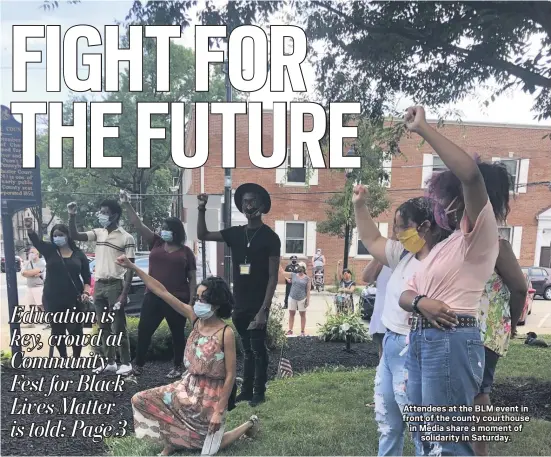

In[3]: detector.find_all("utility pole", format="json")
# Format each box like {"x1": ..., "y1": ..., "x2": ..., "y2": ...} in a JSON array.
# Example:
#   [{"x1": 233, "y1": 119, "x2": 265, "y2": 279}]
[{"x1": 223, "y1": 55, "x2": 233, "y2": 284}]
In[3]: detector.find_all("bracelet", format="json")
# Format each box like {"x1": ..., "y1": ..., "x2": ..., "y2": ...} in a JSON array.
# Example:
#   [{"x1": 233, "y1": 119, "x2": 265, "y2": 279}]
[{"x1": 412, "y1": 295, "x2": 426, "y2": 314}]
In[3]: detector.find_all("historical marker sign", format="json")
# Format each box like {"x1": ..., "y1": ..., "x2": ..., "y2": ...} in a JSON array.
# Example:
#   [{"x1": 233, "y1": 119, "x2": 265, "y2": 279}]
[{"x1": 1, "y1": 105, "x2": 41, "y2": 212}]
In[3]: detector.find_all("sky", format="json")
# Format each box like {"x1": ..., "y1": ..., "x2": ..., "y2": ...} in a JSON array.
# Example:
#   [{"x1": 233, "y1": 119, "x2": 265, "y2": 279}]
[{"x1": 1, "y1": 0, "x2": 550, "y2": 126}]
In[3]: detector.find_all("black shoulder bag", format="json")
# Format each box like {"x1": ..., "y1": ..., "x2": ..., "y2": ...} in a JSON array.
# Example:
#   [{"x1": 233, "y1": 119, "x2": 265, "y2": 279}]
[{"x1": 56, "y1": 250, "x2": 90, "y2": 313}]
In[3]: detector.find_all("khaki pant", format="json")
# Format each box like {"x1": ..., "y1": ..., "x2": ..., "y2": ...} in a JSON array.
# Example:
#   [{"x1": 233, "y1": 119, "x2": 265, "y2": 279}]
[{"x1": 94, "y1": 279, "x2": 131, "y2": 365}]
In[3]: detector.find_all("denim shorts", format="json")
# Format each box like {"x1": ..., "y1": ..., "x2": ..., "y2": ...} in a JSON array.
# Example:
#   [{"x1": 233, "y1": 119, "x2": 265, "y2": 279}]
[{"x1": 480, "y1": 347, "x2": 500, "y2": 394}]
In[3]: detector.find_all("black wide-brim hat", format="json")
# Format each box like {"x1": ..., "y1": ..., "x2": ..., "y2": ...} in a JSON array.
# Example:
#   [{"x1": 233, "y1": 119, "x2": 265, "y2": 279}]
[{"x1": 234, "y1": 183, "x2": 271, "y2": 214}]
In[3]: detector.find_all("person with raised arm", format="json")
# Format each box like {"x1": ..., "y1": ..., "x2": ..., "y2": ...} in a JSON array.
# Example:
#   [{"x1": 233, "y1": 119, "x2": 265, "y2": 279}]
[
  {"x1": 116, "y1": 255, "x2": 260, "y2": 456},
  {"x1": 197, "y1": 183, "x2": 280, "y2": 407},
  {"x1": 354, "y1": 188, "x2": 449, "y2": 456},
  {"x1": 120, "y1": 192, "x2": 196, "y2": 378},
  {"x1": 25, "y1": 218, "x2": 91, "y2": 359},
  {"x1": 68, "y1": 199, "x2": 135, "y2": 375},
  {"x1": 279, "y1": 261, "x2": 310, "y2": 336},
  {"x1": 397, "y1": 106, "x2": 502, "y2": 456}
]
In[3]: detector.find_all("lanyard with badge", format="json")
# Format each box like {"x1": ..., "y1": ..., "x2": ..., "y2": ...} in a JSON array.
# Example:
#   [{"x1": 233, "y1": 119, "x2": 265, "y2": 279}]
[{"x1": 240, "y1": 226, "x2": 263, "y2": 275}]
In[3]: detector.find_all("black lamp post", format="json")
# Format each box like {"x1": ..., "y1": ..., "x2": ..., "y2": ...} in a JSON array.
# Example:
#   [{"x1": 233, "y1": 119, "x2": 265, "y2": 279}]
[{"x1": 343, "y1": 146, "x2": 356, "y2": 269}]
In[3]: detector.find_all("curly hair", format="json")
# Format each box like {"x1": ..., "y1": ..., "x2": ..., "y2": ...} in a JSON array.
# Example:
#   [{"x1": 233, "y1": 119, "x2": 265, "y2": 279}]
[
  {"x1": 426, "y1": 161, "x2": 512, "y2": 223},
  {"x1": 396, "y1": 197, "x2": 451, "y2": 245},
  {"x1": 99, "y1": 199, "x2": 122, "y2": 220},
  {"x1": 163, "y1": 217, "x2": 187, "y2": 245},
  {"x1": 199, "y1": 276, "x2": 234, "y2": 319}
]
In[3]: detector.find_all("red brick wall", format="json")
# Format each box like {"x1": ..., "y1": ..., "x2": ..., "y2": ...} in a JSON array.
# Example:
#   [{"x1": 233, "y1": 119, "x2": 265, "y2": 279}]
[{"x1": 187, "y1": 111, "x2": 551, "y2": 284}]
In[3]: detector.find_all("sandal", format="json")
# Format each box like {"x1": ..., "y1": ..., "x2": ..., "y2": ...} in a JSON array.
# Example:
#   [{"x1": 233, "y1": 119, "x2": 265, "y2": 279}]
[
  {"x1": 286, "y1": 330, "x2": 293, "y2": 336},
  {"x1": 245, "y1": 415, "x2": 260, "y2": 438}
]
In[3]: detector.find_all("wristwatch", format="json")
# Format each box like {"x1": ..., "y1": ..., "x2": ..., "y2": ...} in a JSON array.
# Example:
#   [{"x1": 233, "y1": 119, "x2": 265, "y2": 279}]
[{"x1": 412, "y1": 295, "x2": 426, "y2": 314}]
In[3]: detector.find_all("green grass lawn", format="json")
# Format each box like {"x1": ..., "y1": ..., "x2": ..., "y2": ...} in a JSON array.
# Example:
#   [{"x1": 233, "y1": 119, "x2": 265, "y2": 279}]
[{"x1": 107, "y1": 339, "x2": 551, "y2": 456}]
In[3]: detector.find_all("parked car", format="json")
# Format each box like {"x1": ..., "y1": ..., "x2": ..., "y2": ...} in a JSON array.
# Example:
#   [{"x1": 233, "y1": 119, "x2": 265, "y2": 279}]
[
  {"x1": 518, "y1": 274, "x2": 535, "y2": 326},
  {"x1": 88, "y1": 257, "x2": 148, "y2": 317},
  {"x1": 521, "y1": 267, "x2": 551, "y2": 300},
  {"x1": 1, "y1": 255, "x2": 22, "y2": 273}
]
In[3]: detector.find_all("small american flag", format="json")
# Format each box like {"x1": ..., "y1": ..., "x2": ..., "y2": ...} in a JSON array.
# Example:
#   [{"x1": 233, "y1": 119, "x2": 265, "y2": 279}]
[{"x1": 278, "y1": 357, "x2": 293, "y2": 378}]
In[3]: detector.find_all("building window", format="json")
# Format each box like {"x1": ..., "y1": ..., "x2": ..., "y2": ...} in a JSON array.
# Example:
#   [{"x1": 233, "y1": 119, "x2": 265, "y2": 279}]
[
  {"x1": 357, "y1": 239, "x2": 370, "y2": 256},
  {"x1": 498, "y1": 227, "x2": 512, "y2": 243},
  {"x1": 285, "y1": 222, "x2": 305, "y2": 255},
  {"x1": 501, "y1": 159, "x2": 519, "y2": 192},
  {"x1": 286, "y1": 147, "x2": 309, "y2": 184},
  {"x1": 432, "y1": 155, "x2": 448, "y2": 173}
]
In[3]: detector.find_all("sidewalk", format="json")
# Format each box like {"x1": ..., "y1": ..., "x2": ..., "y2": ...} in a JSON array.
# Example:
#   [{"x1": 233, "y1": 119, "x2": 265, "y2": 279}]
[{"x1": 0, "y1": 286, "x2": 342, "y2": 356}]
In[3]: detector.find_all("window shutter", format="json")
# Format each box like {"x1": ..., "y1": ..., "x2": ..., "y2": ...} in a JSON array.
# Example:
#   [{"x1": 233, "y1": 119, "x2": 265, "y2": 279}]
[
  {"x1": 309, "y1": 169, "x2": 319, "y2": 186},
  {"x1": 512, "y1": 226, "x2": 523, "y2": 259},
  {"x1": 306, "y1": 221, "x2": 317, "y2": 256},
  {"x1": 275, "y1": 148, "x2": 289, "y2": 184},
  {"x1": 350, "y1": 228, "x2": 358, "y2": 257},
  {"x1": 379, "y1": 222, "x2": 389, "y2": 238},
  {"x1": 517, "y1": 159, "x2": 529, "y2": 194},
  {"x1": 421, "y1": 154, "x2": 433, "y2": 189},
  {"x1": 382, "y1": 157, "x2": 392, "y2": 188},
  {"x1": 275, "y1": 221, "x2": 285, "y2": 254}
]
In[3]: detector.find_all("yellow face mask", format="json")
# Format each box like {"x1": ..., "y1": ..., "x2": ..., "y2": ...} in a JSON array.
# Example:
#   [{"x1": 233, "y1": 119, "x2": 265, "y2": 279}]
[{"x1": 397, "y1": 228, "x2": 426, "y2": 254}]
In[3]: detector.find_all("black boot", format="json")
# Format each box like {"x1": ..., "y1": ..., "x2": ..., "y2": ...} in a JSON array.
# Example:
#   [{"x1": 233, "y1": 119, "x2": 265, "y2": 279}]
[
  {"x1": 249, "y1": 393, "x2": 265, "y2": 407},
  {"x1": 235, "y1": 390, "x2": 254, "y2": 403}
]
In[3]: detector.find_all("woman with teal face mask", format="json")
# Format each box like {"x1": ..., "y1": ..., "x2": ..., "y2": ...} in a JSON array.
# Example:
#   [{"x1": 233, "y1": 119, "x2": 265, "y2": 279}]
[
  {"x1": 354, "y1": 188, "x2": 451, "y2": 456},
  {"x1": 24, "y1": 221, "x2": 92, "y2": 360},
  {"x1": 121, "y1": 193, "x2": 198, "y2": 380},
  {"x1": 116, "y1": 256, "x2": 260, "y2": 457}
]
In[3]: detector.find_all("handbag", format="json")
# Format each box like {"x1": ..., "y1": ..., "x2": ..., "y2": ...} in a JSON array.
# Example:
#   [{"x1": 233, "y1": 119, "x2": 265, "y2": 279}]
[{"x1": 56, "y1": 250, "x2": 91, "y2": 313}]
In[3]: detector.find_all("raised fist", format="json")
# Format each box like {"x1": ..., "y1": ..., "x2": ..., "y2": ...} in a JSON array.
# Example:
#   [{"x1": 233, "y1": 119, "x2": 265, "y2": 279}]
[
  {"x1": 352, "y1": 184, "x2": 369, "y2": 207},
  {"x1": 197, "y1": 193, "x2": 208, "y2": 209},
  {"x1": 24, "y1": 217, "x2": 33, "y2": 230},
  {"x1": 404, "y1": 106, "x2": 427, "y2": 133},
  {"x1": 119, "y1": 190, "x2": 130, "y2": 204},
  {"x1": 67, "y1": 202, "x2": 77, "y2": 215}
]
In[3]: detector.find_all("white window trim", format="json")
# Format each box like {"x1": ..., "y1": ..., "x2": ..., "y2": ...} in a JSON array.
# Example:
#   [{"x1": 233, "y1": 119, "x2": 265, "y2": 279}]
[
  {"x1": 492, "y1": 156, "x2": 529, "y2": 194},
  {"x1": 498, "y1": 226, "x2": 512, "y2": 243},
  {"x1": 283, "y1": 221, "x2": 307, "y2": 257},
  {"x1": 276, "y1": 147, "x2": 319, "y2": 187},
  {"x1": 351, "y1": 222, "x2": 389, "y2": 259}
]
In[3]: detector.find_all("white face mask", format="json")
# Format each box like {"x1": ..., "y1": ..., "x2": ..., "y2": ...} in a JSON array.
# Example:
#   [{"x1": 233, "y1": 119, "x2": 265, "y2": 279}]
[
  {"x1": 193, "y1": 302, "x2": 214, "y2": 320},
  {"x1": 97, "y1": 214, "x2": 111, "y2": 228}
]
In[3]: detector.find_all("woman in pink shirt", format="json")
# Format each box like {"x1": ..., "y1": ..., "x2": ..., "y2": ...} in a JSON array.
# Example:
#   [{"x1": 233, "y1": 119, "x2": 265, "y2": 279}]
[{"x1": 398, "y1": 106, "x2": 506, "y2": 457}]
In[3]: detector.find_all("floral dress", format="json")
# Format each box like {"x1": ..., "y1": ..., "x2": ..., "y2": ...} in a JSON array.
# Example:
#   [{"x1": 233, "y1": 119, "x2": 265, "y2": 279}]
[
  {"x1": 478, "y1": 272, "x2": 512, "y2": 357},
  {"x1": 132, "y1": 324, "x2": 228, "y2": 449}
]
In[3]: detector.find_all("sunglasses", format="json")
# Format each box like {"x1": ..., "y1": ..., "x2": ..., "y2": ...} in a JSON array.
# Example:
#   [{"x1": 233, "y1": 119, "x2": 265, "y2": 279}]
[{"x1": 192, "y1": 295, "x2": 206, "y2": 303}]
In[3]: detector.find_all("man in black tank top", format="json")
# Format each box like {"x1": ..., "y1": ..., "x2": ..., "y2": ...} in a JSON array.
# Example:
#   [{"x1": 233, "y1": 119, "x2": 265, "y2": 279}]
[{"x1": 197, "y1": 183, "x2": 281, "y2": 407}]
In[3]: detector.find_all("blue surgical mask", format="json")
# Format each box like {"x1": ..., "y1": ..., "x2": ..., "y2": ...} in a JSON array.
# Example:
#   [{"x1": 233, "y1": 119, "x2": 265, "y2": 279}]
[
  {"x1": 53, "y1": 236, "x2": 67, "y2": 247},
  {"x1": 193, "y1": 302, "x2": 214, "y2": 320},
  {"x1": 160, "y1": 230, "x2": 173, "y2": 242},
  {"x1": 97, "y1": 214, "x2": 111, "y2": 228}
]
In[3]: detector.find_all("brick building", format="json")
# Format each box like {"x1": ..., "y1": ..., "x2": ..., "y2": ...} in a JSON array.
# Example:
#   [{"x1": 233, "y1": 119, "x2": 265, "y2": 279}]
[{"x1": 183, "y1": 109, "x2": 551, "y2": 284}]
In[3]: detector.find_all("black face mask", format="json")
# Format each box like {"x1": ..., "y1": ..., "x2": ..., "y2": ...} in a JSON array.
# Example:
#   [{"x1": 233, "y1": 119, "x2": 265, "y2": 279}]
[{"x1": 291, "y1": 260, "x2": 297, "y2": 264}]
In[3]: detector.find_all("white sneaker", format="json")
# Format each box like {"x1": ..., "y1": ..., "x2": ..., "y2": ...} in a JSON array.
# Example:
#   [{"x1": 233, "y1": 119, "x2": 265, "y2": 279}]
[
  {"x1": 116, "y1": 363, "x2": 132, "y2": 375},
  {"x1": 93, "y1": 362, "x2": 117, "y2": 375}
]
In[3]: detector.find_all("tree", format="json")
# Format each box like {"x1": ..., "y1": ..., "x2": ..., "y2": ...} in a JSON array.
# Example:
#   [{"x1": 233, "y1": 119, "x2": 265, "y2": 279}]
[
  {"x1": 195, "y1": 1, "x2": 551, "y2": 121},
  {"x1": 39, "y1": 42, "x2": 230, "y2": 247},
  {"x1": 317, "y1": 119, "x2": 404, "y2": 267}
]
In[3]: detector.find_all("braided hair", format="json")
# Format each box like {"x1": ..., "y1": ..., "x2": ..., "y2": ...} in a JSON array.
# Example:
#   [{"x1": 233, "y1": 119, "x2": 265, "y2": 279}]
[
  {"x1": 396, "y1": 197, "x2": 451, "y2": 245},
  {"x1": 199, "y1": 276, "x2": 234, "y2": 319}
]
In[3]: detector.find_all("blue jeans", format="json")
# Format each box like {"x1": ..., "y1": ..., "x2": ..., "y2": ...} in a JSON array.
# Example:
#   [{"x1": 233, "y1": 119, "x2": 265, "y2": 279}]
[
  {"x1": 405, "y1": 323, "x2": 484, "y2": 456},
  {"x1": 375, "y1": 331, "x2": 413, "y2": 456}
]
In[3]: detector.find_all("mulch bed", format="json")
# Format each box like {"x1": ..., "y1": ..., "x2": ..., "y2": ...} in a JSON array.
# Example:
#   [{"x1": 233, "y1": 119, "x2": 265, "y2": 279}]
[
  {"x1": 491, "y1": 378, "x2": 551, "y2": 421},
  {"x1": 2, "y1": 337, "x2": 549, "y2": 456}
]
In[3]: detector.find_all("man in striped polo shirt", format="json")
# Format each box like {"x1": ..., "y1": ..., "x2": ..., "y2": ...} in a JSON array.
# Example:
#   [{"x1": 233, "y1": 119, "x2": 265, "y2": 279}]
[{"x1": 69, "y1": 199, "x2": 135, "y2": 375}]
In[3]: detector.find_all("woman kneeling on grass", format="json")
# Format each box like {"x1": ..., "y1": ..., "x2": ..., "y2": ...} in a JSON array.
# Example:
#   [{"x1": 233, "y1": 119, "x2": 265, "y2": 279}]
[{"x1": 115, "y1": 255, "x2": 260, "y2": 456}]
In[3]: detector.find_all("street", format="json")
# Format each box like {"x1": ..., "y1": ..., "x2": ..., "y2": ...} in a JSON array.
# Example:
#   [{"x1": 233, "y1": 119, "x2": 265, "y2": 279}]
[{"x1": 2, "y1": 272, "x2": 551, "y2": 354}]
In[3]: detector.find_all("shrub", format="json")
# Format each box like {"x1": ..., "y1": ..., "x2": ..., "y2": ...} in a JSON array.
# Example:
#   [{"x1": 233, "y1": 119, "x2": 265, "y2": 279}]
[
  {"x1": 92, "y1": 317, "x2": 176, "y2": 361},
  {"x1": 266, "y1": 300, "x2": 287, "y2": 350},
  {"x1": 0, "y1": 349, "x2": 12, "y2": 368},
  {"x1": 317, "y1": 309, "x2": 371, "y2": 343}
]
